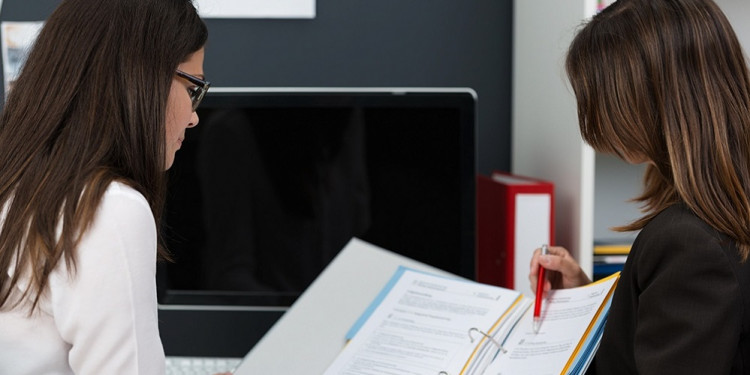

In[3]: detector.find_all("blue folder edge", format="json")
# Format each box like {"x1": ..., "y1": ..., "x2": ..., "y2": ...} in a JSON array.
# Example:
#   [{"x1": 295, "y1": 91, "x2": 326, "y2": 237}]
[
  {"x1": 567, "y1": 295, "x2": 613, "y2": 375},
  {"x1": 344, "y1": 266, "x2": 408, "y2": 340}
]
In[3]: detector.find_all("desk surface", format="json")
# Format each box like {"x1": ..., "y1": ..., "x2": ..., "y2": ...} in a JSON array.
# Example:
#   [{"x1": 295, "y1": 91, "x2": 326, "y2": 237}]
[{"x1": 233, "y1": 238, "x2": 451, "y2": 374}]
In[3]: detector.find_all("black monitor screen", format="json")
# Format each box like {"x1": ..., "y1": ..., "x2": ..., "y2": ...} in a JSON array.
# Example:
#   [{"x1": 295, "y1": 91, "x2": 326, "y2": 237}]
[{"x1": 159, "y1": 88, "x2": 476, "y2": 307}]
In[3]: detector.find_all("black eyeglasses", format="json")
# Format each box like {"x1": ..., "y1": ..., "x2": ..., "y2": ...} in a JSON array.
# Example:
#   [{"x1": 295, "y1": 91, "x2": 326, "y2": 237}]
[{"x1": 175, "y1": 69, "x2": 210, "y2": 111}]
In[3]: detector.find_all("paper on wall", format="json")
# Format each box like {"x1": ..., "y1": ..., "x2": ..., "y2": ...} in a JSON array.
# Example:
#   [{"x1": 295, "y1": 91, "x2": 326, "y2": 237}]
[
  {"x1": 194, "y1": 0, "x2": 315, "y2": 19},
  {"x1": 1, "y1": 21, "x2": 44, "y2": 95}
]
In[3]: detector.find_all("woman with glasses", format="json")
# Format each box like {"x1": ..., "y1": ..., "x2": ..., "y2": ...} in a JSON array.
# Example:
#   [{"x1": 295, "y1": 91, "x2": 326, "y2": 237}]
[
  {"x1": 529, "y1": 0, "x2": 750, "y2": 374},
  {"x1": 0, "y1": 0, "x2": 210, "y2": 373}
]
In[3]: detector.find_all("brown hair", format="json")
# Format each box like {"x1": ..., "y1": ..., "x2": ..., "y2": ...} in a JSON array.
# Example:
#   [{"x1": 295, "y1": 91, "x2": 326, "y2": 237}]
[
  {"x1": 566, "y1": 0, "x2": 750, "y2": 259},
  {"x1": 0, "y1": 0, "x2": 208, "y2": 310}
]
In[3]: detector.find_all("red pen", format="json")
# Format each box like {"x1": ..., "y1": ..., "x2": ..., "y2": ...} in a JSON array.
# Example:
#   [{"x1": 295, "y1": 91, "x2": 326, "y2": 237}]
[{"x1": 533, "y1": 244, "x2": 549, "y2": 333}]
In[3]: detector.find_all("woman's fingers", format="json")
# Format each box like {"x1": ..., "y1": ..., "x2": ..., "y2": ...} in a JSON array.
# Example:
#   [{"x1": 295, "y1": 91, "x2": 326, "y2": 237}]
[{"x1": 529, "y1": 246, "x2": 591, "y2": 291}]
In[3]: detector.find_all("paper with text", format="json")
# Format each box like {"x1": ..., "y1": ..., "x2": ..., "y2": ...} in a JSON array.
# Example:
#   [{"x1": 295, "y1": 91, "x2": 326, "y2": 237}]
[
  {"x1": 485, "y1": 274, "x2": 618, "y2": 375},
  {"x1": 323, "y1": 269, "x2": 527, "y2": 375}
]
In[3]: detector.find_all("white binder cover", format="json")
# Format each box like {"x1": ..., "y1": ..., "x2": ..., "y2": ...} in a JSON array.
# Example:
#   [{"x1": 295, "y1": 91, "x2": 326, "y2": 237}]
[{"x1": 233, "y1": 237, "x2": 451, "y2": 374}]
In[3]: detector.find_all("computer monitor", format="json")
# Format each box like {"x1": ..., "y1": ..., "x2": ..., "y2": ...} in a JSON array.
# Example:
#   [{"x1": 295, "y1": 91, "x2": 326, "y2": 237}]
[{"x1": 157, "y1": 88, "x2": 477, "y2": 356}]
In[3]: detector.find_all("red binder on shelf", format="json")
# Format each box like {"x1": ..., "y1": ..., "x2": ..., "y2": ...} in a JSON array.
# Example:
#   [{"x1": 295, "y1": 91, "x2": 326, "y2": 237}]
[{"x1": 477, "y1": 171, "x2": 554, "y2": 296}]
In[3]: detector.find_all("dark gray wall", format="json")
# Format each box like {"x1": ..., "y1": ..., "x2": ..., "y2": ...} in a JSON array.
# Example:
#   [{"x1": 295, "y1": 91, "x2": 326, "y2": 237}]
[{"x1": 1, "y1": 0, "x2": 513, "y2": 174}]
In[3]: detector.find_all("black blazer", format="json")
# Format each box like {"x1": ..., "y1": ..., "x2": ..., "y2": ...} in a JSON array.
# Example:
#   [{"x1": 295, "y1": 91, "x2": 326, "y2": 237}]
[{"x1": 589, "y1": 203, "x2": 750, "y2": 374}]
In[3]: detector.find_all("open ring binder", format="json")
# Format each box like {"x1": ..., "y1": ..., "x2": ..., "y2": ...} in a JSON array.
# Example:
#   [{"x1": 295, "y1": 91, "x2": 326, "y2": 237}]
[{"x1": 322, "y1": 267, "x2": 620, "y2": 375}]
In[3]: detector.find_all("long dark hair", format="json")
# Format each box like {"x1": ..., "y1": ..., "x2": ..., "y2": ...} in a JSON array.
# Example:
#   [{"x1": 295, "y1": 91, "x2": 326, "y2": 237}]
[
  {"x1": 0, "y1": 0, "x2": 208, "y2": 310},
  {"x1": 566, "y1": 0, "x2": 750, "y2": 259}
]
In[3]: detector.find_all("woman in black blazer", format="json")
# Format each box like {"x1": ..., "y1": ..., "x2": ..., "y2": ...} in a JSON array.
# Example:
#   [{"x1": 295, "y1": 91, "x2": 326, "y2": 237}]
[{"x1": 529, "y1": 0, "x2": 750, "y2": 373}]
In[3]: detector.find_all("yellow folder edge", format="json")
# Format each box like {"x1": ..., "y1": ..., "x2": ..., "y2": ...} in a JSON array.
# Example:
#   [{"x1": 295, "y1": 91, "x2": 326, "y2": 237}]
[
  {"x1": 593, "y1": 245, "x2": 631, "y2": 255},
  {"x1": 459, "y1": 294, "x2": 527, "y2": 375},
  {"x1": 559, "y1": 271, "x2": 621, "y2": 374}
]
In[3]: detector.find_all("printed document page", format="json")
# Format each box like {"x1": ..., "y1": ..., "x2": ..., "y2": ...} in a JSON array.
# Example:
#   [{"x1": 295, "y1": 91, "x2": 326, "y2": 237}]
[
  {"x1": 485, "y1": 275, "x2": 618, "y2": 375},
  {"x1": 323, "y1": 269, "x2": 525, "y2": 375}
]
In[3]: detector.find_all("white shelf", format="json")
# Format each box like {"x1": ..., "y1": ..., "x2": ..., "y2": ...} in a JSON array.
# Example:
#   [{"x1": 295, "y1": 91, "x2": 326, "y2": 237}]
[
  {"x1": 512, "y1": 0, "x2": 596, "y2": 276},
  {"x1": 593, "y1": 154, "x2": 642, "y2": 244}
]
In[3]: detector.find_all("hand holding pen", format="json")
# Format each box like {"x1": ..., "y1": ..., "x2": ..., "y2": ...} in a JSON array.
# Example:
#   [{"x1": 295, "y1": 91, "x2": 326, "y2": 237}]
[{"x1": 529, "y1": 245, "x2": 592, "y2": 333}]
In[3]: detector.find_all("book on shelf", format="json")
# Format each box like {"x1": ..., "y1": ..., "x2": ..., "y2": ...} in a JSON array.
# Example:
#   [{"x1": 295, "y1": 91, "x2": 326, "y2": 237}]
[
  {"x1": 323, "y1": 266, "x2": 620, "y2": 375},
  {"x1": 593, "y1": 254, "x2": 628, "y2": 264},
  {"x1": 593, "y1": 242, "x2": 631, "y2": 255},
  {"x1": 593, "y1": 263, "x2": 625, "y2": 280},
  {"x1": 593, "y1": 241, "x2": 631, "y2": 280},
  {"x1": 477, "y1": 170, "x2": 554, "y2": 296}
]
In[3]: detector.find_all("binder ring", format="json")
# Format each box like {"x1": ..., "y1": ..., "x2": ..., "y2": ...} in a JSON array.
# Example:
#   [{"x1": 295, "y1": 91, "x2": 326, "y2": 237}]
[
  {"x1": 437, "y1": 329, "x2": 508, "y2": 374},
  {"x1": 468, "y1": 327, "x2": 508, "y2": 354}
]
